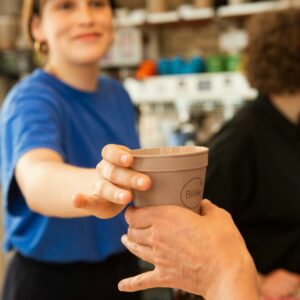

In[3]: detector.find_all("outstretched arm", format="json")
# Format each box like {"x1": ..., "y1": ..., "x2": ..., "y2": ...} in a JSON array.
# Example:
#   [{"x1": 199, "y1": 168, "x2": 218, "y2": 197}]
[{"x1": 16, "y1": 144, "x2": 151, "y2": 218}]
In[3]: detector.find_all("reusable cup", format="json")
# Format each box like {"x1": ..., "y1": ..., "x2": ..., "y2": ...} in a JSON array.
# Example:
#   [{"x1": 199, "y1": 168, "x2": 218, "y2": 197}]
[{"x1": 131, "y1": 146, "x2": 209, "y2": 213}]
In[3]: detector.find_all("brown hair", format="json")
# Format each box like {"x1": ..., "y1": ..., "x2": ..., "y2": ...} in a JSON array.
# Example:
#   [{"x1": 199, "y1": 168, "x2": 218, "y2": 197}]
[
  {"x1": 245, "y1": 9, "x2": 300, "y2": 95},
  {"x1": 22, "y1": 0, "x2": 46, "y2": 46}
]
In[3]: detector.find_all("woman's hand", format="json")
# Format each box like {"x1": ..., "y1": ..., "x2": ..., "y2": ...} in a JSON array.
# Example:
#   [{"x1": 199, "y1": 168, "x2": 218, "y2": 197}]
[{"x1": 72, "y1": 144, "x2": 151, "y2": 219}]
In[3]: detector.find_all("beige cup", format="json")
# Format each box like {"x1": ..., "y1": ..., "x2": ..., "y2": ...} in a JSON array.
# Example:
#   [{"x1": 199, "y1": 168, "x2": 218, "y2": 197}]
[{"x1": 131, "y1": 146, "x2": 209, "y2": 213}]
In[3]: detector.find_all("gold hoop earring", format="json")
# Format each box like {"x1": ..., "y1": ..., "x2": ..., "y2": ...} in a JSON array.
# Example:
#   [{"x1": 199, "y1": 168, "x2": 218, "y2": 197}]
[{"x1": 34, "y1": 41, "x2": 48, "y2": 54}]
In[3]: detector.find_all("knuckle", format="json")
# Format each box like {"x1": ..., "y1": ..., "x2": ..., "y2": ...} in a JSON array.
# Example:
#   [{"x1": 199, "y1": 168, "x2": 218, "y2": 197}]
[
  {"x1": 155, "y1": 238, "x2": 164, "y2": 250},
  {"x1": 101, "y1": 144, "x2": 110, "y2": 158},
  {"x1": 96, "y1": 179, "x2": 107, "y2": 197},
  {"x1": 124, "y1": 209, "x2": 134, "y2": 225},
  {"x1": 135, "y1": 277, "x2": 144, "y2": 288},
  {"x1": 113, "y1": 188, "x2": 121, "y2": 201},
  {"x1": 149, "y1": 226, "x2": 161, "y2": 243},
  {"x1": 109, "y1": 166, "x2": 118, "y2": 182},
  {"x1": 103, "y1": 163, "x2": 117, "y2": 181},
  {"x1": 157, "y1": 271, "x2": 171, "y2": 284},
  {"x1": 132, "y1": 242, "x2": 140, "y2": 254},
  {"x1": 153, "y1": 255, "x2": 164, "y2": 266},
  {"x1": 96, "y1": 160, "x2": 104, "y2": 171},
  {"x1": 130, "y1": 174, "x2": 138, "y2": 188},
  {"x1": 150, "y1": 230, "x2": 159, "y2": 243},
  {"x1": 148, "y1": 231, "x2": 155, "y2": 244}
]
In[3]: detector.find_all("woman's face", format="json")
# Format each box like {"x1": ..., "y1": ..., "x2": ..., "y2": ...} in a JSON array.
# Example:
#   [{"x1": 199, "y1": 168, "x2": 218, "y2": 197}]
[{"x1": 32, "y1": 0, "x2": 113, "y2": 65}]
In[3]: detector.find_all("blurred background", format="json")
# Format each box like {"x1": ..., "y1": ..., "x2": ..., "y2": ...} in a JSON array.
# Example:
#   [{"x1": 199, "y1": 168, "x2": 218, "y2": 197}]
[{"x1": 0, "y1": 0, "x2": 298, "y2": 298}]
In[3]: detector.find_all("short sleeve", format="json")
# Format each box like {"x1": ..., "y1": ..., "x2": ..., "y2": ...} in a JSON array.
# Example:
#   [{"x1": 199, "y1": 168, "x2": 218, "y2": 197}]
[{"x1": 0, "y1": 86, "x2": 65, "y2": 210}]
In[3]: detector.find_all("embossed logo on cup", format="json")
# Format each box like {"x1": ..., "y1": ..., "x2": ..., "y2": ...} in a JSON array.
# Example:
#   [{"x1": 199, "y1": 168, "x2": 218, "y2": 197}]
[{"x1": 181, "y1": 178, "x2": 203, "y2": 209}]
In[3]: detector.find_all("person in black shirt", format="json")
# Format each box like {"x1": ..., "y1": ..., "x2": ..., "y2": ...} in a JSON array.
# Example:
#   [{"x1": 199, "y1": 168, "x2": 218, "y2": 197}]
[{"x1": 204, "y1": 8, "x2": 300, "y2": 299}]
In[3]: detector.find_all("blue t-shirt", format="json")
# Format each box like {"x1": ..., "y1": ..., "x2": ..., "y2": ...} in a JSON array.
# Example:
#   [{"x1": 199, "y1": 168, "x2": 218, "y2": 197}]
[{"x1": 0, "y1": 69, "x2": 140, "y2": 263}]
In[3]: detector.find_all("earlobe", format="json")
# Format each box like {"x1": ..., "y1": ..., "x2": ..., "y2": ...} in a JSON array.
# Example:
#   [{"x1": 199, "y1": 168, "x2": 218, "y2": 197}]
[
  {"x1": 31, "y1": 15, "x2": 45, "y2": 42},
  {"x1": 31, "y1": 15, "x2": 48, "y2": 56}
]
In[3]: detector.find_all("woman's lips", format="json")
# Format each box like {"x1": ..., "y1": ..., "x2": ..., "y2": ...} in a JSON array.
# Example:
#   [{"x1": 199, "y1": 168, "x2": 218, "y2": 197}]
[{"x1": 74, "y1": 33, "x2": 101, "y2": 41}]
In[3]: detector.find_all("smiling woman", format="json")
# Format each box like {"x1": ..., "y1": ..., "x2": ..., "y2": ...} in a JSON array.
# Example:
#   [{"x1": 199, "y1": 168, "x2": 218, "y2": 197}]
[
  {"x1": 22, "y1": 0, "x2": 114, "y2": 68},
  {"x1": 0, "y1": 0, "x2": 143, "y2": 299},
  {"x1": 22, "y1": 0, "x2": 115, "y2": 43}
]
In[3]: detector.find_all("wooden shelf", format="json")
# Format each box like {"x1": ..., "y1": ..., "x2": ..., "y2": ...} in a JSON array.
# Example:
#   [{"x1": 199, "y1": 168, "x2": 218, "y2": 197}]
[
  {"x1": 217, "y1": 0, "x2": 291, "y2": 18},
  {"x1": 147, "y1": 11, "x2": 179, "y2": 24},
  {"x1": 114, "y1": 1, "x2": 293, "y2": 28}
]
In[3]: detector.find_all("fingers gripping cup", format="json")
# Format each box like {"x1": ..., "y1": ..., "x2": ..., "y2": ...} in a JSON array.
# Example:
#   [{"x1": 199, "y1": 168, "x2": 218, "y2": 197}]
[{"x1": 131, "y1": 146, "x2": 209, "y2": 213}]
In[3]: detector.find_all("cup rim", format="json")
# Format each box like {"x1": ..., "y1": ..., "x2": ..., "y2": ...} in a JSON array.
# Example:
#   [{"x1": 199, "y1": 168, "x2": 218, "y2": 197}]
[{"x1": 131, "y1": 146, "x2": 208, "y2": 158}]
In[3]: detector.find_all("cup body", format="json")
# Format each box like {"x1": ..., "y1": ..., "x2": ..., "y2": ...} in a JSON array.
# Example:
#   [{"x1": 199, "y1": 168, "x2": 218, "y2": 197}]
[{"x1": 131, "y1": 146, "x2": 208, "y2": 213}]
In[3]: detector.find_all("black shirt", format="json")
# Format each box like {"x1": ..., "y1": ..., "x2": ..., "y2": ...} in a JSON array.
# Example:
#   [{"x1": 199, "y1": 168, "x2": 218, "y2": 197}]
[{"x1": 204, "y1": 94, "x2": 300, "y2": 274}]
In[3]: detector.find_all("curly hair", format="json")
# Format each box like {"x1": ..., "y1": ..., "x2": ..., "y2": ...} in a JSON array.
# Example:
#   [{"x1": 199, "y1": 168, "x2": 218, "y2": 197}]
[{"x1": 245, "y1": 9, "x2": 300, "y2": 95}]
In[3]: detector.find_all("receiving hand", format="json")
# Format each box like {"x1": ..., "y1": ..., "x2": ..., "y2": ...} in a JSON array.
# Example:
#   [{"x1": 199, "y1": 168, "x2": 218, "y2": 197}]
[
  {"x1": 72, "y1": 144, "x2": 151, "y2": 218},
  {"x1": 118, "y1": 200, "x2": 258, "y2": 300}
]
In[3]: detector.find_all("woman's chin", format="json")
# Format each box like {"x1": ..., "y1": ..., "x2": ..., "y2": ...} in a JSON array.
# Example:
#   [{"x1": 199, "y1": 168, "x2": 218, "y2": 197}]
[
  {"x1": 67, "y1": 49, "x2": 106, "y2": 66},
  {"x1": 72, "y1": 55, "x2": 103, "y2": 66}
]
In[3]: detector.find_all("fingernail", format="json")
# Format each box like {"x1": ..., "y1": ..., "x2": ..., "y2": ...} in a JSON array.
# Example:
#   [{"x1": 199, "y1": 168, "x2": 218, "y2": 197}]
[
  {"x1": 73, "y1": 195, "x2": 86, "y2": 208},
  {"x1": 137, "y1": 177, "x2": 145, "y2": 187},
  {"x1": 120, "y1": 155, "x2": 129, "y2": 164},
  {"x1": 118, "y1": 281, "x2": 124, "y2": 291},
  {"x1": 121, "y1": 234, "x2": 127, "y2": 244}
]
